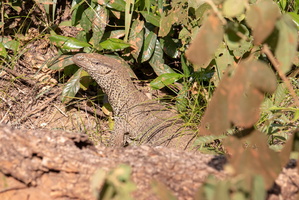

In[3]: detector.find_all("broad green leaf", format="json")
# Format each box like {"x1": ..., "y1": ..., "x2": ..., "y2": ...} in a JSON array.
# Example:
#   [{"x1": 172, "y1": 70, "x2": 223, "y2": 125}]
[
  {"x1": 81, "y1": 7, "x2": 94, "y2": 32},
  {"x1": 124, "y1": 0, "x2": 135, "y2": 42},
  {"x1": 273, "y1": 83, "x2": 286, "y2": 106},
  {"x1": 102, "y1": 29, "x2": 126, "y2": 40},
  {"x1": 159, "y1": 12, "x2": 174, "y2": 37},
  {"x1": 181, "y1": 55, "x2": 190, "y2": 76},
  {"x1": 76, "y1": 30, "x2": 89, "y2": 42},
  {"x1": 150, "y1": 73, "x2": 184, "y2": 90},
  {"x1": 224, "y1": 23, "x2": 252, "y2": 58},
  {"x1": 61, "y1": 68, "x2": 82, "y2": 103},
  {"x1": 252, "y1": 175, "x2": 266, "y2": 200},
  {"x1": 246, "y1": 0, "x2": 281, "y2": 45},
  {"x1": 194, "y1": 3, "x2": 212, "y2": 20},
  {"x1": 0, "y1": 42, "x2": 7, "y2": 58},
  {"x1": 149, "y1": 40, "x2": 175, "y2": 75},
  {"x1": 99, "y1": 38, "x2": 131, "y2": 50},
  {"x1": 104, "y1": 0, "x2": 126, "y2": 11},
  {"x1": 288, "y1": 12, "x2": 299, "y2": 29},
  {"x1": 186, "y1": 13, "x2": 224, "y2": 67},
  {"x1": 4, "y1": 40, "x2": 20, "y2": 52},
  {"x1": 158, "y1": 1, "x2": 188, "y2": 36},
  {"x1": 140, "y1": 11, "x2": 160, "y2": 27},
  {"x1": 176, "y1": 85, "x2": 189, "y2": 112},
  {"x1": 141, "y1": 31, "x2": 157, "y2": 62},
  {"x1": 90, "y1": 5, "x2": 108, "y2": 46},
  {"x1": 128, "y1": 19, "x2": 144, "y2": 59},
  {"x1": 278, "y1": 0, "x2": 287, "y2": 10},
  {"x1": 160, "y1": 36, "x2": 179, "y2": 58},
  {"x1": 214, "y1": 44, "x2": 234, "y2": 81},
  {"x1": 59, "y1": 20, "x2": 72, "y2": 26},
  {"x1": 213, "y1": 182, "x2": 230, "y2": 200},
  {"x1": 275, "y1": 14, "x2": 298, "y2": 73},
  {"x1": 48, "y1": 55, "x2": 74, "y2": 70},
  {"x1": 71, "y1": 2, "x2": 85, "y2": 26},
  {"x1": 49, "y1": 35, "x2": 91, "y2": 49},
  {"x1": 223, "y1": 0, "x2": 246, "y2": 18},
  {"x1": 80, "y1": 70, "x2": 93, "y2": 91}
]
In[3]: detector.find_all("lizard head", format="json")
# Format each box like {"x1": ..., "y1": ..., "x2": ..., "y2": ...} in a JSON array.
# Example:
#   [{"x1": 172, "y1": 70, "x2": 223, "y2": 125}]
[
  {"x1": 72, "y1": 53, "x2": 117, "y2": 75},
  {"x1": 72, "y1": 53, "x2": 130, "y2": 94}
]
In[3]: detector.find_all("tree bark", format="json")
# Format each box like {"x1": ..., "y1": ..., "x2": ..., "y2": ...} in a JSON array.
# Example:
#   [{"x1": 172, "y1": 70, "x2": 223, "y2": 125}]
[{"x1": 0, "y1": 125, "x2": 225, "y2": 200}]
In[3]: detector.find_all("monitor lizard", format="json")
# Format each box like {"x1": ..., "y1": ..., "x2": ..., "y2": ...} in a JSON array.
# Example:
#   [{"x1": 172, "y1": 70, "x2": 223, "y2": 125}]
[{"x1": 73, "y1": 53, "x2": 197, "y2": 150}]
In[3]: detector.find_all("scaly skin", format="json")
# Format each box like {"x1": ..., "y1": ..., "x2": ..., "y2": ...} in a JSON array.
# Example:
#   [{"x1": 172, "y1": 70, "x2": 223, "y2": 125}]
[{"x1": 73, "y1": 53, "x2": 196, "y2": 149}]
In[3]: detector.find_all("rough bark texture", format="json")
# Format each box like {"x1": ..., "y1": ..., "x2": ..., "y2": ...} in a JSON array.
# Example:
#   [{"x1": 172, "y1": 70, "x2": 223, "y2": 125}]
[
  {"x1": 0, "y1": 125, "x2": 298, "y2": 200},
  {"x1": 0, "y1": 124, "x2": 226, "y2": 200}
]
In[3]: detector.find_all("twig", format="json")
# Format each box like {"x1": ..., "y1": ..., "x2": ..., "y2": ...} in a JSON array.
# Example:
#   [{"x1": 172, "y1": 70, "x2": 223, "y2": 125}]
[
  {"x1": 205, "y1": 0, "x2": 227, "y2": 25},
  {"x1": 13, "y1": 91, "x2": 61, "y2": 124},
  {"x1": 71, "y1": 103, "x2": 105, "y2": 118},
  {"x1": 262, "y1": 44, "x2": 299, "y2": 107},
  {"x1": 54, "y1": 104, "x2": 68, "y2": 117},
  {"x1": 1, "y1": 66, "x2": 36, "y2": 87}
]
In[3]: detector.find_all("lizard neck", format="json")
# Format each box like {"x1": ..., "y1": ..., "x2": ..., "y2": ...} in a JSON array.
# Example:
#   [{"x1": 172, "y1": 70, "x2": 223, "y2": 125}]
[{"x1": 102, "y1": 74, "x2": 148, "y2": 116}]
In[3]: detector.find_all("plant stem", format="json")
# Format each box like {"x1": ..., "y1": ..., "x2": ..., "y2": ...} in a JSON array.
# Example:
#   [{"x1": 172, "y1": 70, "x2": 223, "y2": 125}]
[{"x1": 262, "y1": 44, "x2": 299, "y2": 107}]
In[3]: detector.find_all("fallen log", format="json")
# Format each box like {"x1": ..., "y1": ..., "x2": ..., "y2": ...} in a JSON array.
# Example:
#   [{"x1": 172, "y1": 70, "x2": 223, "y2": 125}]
[{"x1": 0, "y1": 125, "x2": 225, "y2": 200}]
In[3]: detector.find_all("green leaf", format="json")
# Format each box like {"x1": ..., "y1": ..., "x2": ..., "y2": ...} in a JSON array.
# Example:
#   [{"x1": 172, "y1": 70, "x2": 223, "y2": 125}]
[
  {"x1": 99, "y1": 38, "x2": 131, "y2": 50},
  {"x1": 213, "y1": 182, "x2": 230, "y2": 200},
  {"x1": 150, "y1": 73, "x2": 184, "y2": 90},
  {"x1": 49, "y1": 35, "x2": 91, "y2": 49},
  {"x1": 278, "y1": 0, "x2": 287, "y2": 10},
  {"x1": 160, "y1": 36, "x2": 179, "y2": 58},
  {"x1": 48, "y1": 55, "x2": 74, "y2": 70},
  {"x1": 275, "y1": 14, "x2": 298, "y2": 73},
  {"x1": 223, "y1": 0, "x2": 246, "y2": 18},
  {"x1": 140, "y1": 11, "x2": 160, "y2": 27},
  {"x1": 181, "y1": 55, "x2": 190, "y2": 76},
  {"x1": 80, "y1": 70, "x2": 93, "y2": 90},
  {"x1": 224, "y1": 23, "x2": 252, "y2": 58},
  {"x1": 104, "y1": 0, "x2": 126, "y2": 11},
  {"x1": 141, "y1": 31, "x2": 157, "y2": 62},
  {"x1": 214, "y1": 44, "x2": 234, "y2": 81},
  {"x1": 71, "y1": 2, "x2": 85, "y2": 26},
  {"x1": 4, "y1": 40, "x2": 20, "y2": 52},
  {"x1": 80, "y1": 7, "x2": 94, "y2": 32},
  {"x1": 124, "y1": 0, "x2": 135, "y2": 42},
  {"x1": 90, "y1": 5, "x2": 108, "y2": 46},
  {"x1": 273, "y1": 83, "x2": 286, "y2": 106},
  {"x1": 61, "y1": 68, "x2": 82, "y2": 103},
  {"x1": 0, "y1": 42, "x2": 7, "y2": 58},
  {"x1": 149, "y1": 40, "x2": 175, "y2": 75},
  {"x1": 288, "y1": 12, "x2": 299, "y2": 29},
  {"x1": 128, "y1": 19, "x2": 144, "y2": 59},
  {"x1": 252, "y1": 175, "x2": 266, "y2": 200}
]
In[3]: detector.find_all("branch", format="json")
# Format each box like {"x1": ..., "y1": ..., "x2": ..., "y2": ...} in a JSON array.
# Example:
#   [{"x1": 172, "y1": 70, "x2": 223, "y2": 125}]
[{"x1": 262, "y1": 44, "x2": 299, "y2": 107}]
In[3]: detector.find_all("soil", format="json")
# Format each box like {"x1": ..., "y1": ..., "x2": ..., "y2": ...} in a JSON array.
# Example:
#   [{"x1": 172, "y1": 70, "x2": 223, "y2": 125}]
[{"x1": 0, "y1": 1, "x2": 298, "y2": 199}]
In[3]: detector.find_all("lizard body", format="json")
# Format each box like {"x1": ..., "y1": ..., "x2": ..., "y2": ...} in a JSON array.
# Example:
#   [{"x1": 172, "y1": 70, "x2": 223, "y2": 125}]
[{"x1": 73, "y1": 53, "x2": 196, "y2": 149}]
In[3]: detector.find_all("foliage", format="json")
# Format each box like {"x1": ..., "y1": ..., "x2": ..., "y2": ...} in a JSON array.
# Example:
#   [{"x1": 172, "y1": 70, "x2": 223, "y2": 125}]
[
  {"x1": 1, "y1": 0, "x2": 299, "y2": 199},
  {"x1": 91, "y1": 164, "x2": 136, "y2": 200}
]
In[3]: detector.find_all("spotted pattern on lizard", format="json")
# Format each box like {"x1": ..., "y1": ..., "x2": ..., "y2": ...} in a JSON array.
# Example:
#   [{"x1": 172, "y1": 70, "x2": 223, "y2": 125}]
[{"x1": 73, "y1": 53, "x2": 196, "y2": 149}]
